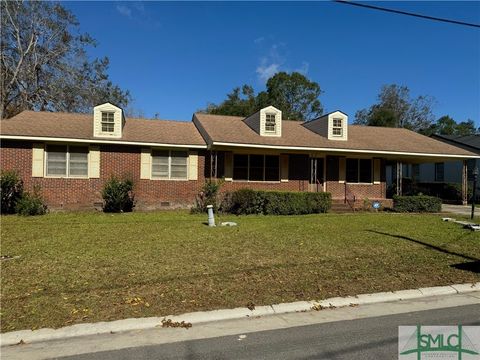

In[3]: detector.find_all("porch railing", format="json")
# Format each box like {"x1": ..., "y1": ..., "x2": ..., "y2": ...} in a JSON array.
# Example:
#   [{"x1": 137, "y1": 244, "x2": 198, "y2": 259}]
[{"x1": 344, "y1": 183, "x2": 356, "y2": 210}]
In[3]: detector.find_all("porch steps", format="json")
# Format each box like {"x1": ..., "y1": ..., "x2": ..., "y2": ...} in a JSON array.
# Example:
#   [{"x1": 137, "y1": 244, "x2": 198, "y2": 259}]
[{"x1": 330, "y1": 201, "x2": 354, "y2": 213}]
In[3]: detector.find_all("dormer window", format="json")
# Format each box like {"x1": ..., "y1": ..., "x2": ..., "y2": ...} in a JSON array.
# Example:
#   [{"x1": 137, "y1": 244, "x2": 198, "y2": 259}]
[
  {"x1": 332, "y1": 118, "x2": 343, "y2": 136},
  {"x1": 265, "y1": 114, "x2": 276, "y2": 133},
  {"x1": 101, "y1": 112, "x2": 115, "y2": 133}
]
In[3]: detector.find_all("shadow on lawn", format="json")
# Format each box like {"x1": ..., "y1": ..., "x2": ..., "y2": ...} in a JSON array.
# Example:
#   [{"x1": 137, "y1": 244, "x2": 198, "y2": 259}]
[
  {"x1": 367, "y1": 230, "x2": 479, "y2": 262},
  {"x1": 451, "y1": 261, "x2": 480, "y2": 274}
]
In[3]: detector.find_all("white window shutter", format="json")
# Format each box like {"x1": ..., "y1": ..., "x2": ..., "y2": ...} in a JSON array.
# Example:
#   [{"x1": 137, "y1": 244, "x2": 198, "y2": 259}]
[
  {"x1": 339, "y1": 157, "x2": 346, "y2": 183},
  {"x1": 88, "y1": 146, "x2": 100, "y2": 178},
  {"x1": 224, "y1": 152, "x2": 233, "y2": 181},
  {"x1": 280, "y1": 154, "x2": 289, "y2": 182},
  {"x1": 373, "y1": 159, "x2": 381, "y2": 184},
  {"x1": 140, "y1": 148, "x2": 152, "y2": 179},
  {"x1": 188, "y1": 151, "x2": 198, "y2": 180},
  {"x1": 32, "y1": 143, "x2": 45, "y2": 177}
]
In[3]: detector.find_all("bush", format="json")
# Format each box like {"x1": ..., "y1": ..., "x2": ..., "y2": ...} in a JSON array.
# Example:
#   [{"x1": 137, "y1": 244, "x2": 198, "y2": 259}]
[
  {"x1": 15, "y1": 186, "x2": 47, "y2": 216},
  {"x1": 1, "y1": 170, "x2": 24, "y2": 214},
  {"x1": 393, "y1": 195, "x2": 442, "y2": 213},
  {"x1": 192, "y1": 180, "x2": 223, "y2": 213},
  {"x1": 223, "y1": 189, "x2": 331, "y2": 215},
  {"x1": 102, "y1": 177, "x2": 134, "y2": 213}
]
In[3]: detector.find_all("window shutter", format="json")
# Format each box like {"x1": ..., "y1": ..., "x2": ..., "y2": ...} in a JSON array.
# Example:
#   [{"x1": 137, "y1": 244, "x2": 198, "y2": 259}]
[
  {"x1": 32, "y1": 143, "x2": 45, "y2": 177},
  {"x1": 339, "y1": 157, "x2": 346, "y2": 183},
  {"x1": 280, "y1": 154, "x2": 289, "y2": 182},
  {"x1": 140, "y1": 148, "x2": 151, "y2": 179},
  {"x1": 88, "y1": 146, "x2": 100, "y2": 178},
  {"x1": 188, "y1": 151, "x2": 198, "y2": 180},
  {"x1": 373, "y1": 159, "x2": 381, "y2": 184},
  {"x1": 224, "y1": 152, "x2": 233, "y2": 181}
]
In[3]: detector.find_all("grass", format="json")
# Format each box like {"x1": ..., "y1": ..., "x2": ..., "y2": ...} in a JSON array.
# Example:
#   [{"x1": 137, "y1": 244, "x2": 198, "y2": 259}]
[{"x1": 1, "y1": 211, "x2": 479, "y2": 332}]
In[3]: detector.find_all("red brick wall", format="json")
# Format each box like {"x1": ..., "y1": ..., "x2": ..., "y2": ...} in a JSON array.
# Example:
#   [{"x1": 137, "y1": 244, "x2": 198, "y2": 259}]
[
  {"x1": 0, "y1": 140, "x2": 205, "y2": 210},
  {"x1": 325, "y1": 181, "x2": 386, "y2": 201}
]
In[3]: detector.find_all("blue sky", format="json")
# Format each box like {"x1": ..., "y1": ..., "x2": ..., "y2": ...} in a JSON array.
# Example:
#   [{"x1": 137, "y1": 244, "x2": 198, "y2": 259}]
[{"x1": 64, "y1": 1, "x2": 480, "y2": 125}]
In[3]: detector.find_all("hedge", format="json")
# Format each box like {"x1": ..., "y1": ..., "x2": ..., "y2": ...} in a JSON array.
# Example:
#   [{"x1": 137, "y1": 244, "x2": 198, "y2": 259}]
[
  {"x1": 223, "y1": 189, "x2": 331, "y2": 215},
  {"x1": 392, "y1": 195, "x2": 442, "y2": 213}
]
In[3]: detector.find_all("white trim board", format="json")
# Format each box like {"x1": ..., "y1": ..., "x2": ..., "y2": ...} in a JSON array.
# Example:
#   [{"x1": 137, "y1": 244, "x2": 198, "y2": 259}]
[
  {"x1": 0, "y1": 135, "x2": 207, "y2": 149},
  {"x1": 211, "y1": 142, "x2": 479, "y2": 159}
]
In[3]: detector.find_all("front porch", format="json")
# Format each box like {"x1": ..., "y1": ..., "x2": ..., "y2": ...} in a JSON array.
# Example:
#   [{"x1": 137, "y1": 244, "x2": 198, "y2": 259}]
[{"x1": 206, "y1": 149, "x2": 472, "y2": 208}]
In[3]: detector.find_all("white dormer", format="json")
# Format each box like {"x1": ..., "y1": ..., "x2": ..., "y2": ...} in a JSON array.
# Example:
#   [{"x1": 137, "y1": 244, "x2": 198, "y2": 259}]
[
  {"x1": 244, "y1": 106, "x2": 282, "y2": 137},
  {"x1": 303, "y1": 110, "x2": 348, "y2": 141},
  {"x1": 93, "y1": 103, "x2": 125, "y2": 138}
]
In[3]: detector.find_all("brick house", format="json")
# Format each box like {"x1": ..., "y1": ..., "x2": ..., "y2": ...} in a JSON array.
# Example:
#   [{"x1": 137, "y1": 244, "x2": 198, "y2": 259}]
[{"x1": 0, "y1": 103, "x2": 477, "y2": 210}]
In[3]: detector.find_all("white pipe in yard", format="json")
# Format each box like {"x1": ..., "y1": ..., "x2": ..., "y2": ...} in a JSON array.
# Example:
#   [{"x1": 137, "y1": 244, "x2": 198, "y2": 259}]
[{"x1": 207, "y1": 205, "x2": 216, "y2": 227}]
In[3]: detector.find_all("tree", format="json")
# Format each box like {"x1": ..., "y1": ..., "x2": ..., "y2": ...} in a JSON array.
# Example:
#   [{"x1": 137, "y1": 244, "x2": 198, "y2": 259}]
[
  {"x1": 263, "y1": 72, "x2": 323, "y2": 120},
  {"x1": 354, "y1": 84, "x2": 435, "y2": 132},
  {"x1": 205, "y1": 72, "x2": 323, "y2": 121},
  {"x1": 423, "y1": 116, "x2": 478, "y2": 136},
  {"x1": 206, "y1": 85, "x2": 257, "y2": 117},
  {"x1": 0, "y1": 1, "x2": 131, "y2": 119}
]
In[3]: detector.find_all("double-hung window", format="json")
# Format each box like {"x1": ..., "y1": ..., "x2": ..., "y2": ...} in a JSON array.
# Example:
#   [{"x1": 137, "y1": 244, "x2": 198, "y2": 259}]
[
  {"x1": 101, "y1": 112, "x2": 115, "y2": 133},
  {"x1": 46, "y1": 145, "x2": 88, "y2": 177},
  {"x1": 233, "y1": 154, "x2": 279, "y2": 181},
  {"x1": 332, "y1": 118, "x2": 343, "y2": 136},
  {"x1": 346, "y1": 158, "x2": 372, "y2": 183},
  {"x1": 265, "y1": 114, "x2": 276, "y2": 133},
  {"x1": 152, "y1": 150, "x2": 188, "y2": 179}
]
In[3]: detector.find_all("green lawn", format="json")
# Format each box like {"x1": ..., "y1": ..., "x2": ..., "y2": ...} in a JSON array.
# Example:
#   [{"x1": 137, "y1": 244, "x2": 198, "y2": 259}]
[{"x1": 1, "y1": 211, "x2": 479, "y2": 332}]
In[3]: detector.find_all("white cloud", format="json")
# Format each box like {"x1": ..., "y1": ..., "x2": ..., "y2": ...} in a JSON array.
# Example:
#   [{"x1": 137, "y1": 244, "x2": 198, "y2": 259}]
[
  {"x1": 295, "y1": 61, "x2": 310, "y2": 75},
  {"x1": 256, "y1": 62, "x2": 281, "y2": 82},
  {"x1": 254, "y1": 36, "x2": 265, "y2": 44},
  {"x1": 116, "y1": 4, "x2": 132, "y2": 17}
]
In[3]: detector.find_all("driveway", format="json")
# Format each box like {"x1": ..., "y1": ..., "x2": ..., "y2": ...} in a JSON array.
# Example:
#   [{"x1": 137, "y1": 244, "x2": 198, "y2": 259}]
[{"x1": 442, "y1": 204, "x2": 479, "y2": 217}]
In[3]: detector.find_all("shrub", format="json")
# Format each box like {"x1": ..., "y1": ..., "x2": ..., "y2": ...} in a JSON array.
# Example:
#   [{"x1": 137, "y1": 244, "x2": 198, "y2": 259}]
[
  {"x1": 393, "y1": 195, "x2": 442, "y2": 213},
  {"x1": 192, "y1": 180, "x2": 223, "y2": 213},
  {"x1": 227, "y1": 189, "x2": 265, "y2": 215},
  {"x1": 102, "y1": 177, "x2": 134, "y2": 213},
  {"x1": 1, "y1": 170, "x2": 24, "y2": 214},
  {"x1": 15, "y1": 186, "x2": 47, "y2": 216},
  {"x1": 223, "y1": 189, "x2": 331, "y2": 215}
]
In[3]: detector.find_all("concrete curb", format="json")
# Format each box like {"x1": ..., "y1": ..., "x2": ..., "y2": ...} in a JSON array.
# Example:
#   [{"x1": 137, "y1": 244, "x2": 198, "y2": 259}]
[{"x1": 2, "y1": 282, "x2": 479, "y2": 347}]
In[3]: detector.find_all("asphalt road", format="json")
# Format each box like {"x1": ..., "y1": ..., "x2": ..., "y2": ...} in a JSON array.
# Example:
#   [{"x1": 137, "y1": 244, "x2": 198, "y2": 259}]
[{"x1": 58, "y1": 304, "x2": 480, "y2": 360}]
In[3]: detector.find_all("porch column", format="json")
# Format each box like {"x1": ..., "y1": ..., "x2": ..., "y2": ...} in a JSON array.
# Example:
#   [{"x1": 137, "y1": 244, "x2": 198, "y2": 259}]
[
  {"x1": 210, "y1": 151, "x2": 217, "y2": 179},
  {"x1": 396, "y1": 161, "x2": 403, "y2": 196},
  {"x1": 462, "y1": 160, "x2": 468, "y2": 205}
]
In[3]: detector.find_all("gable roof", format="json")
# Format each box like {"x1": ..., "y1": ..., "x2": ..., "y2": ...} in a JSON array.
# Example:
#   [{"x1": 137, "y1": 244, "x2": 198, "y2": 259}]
[
  {"x1": 0, "y1": 111, "x2": 206, "y2": 147},
  {"x1": 193, "y1": 113, "x2": 478, "y2": 157},
  {"x1": 432, "y1": 134, "x2": 480, "y2": 153}
]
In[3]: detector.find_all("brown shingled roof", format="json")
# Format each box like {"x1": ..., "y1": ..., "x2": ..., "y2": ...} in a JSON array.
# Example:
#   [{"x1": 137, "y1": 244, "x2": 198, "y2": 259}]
[
  {"x1": 0, "y1": 111, "x2": 206, "y2": 146},
  {"x1": 193, "y1": 113, "x2": 477, "y2": 157}
]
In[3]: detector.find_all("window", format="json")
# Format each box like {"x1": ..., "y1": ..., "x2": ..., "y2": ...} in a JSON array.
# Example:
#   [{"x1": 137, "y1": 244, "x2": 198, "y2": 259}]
[
  {"x1": 233, "y1": 154, "x2": 279, "y2": 181},
  {"x1": 265, "y1": 114, "x2": 276, "y2": 133},
  {"x1": 46, "y1": 145, "x2": 88, "y2": 177},
  {"x1": 152, "y1": 150, "x2": 188, "y2": 179},
  {"x1": 435, "y1": 162, "x2": 444, "y2": 182},
  {"x1": 101, "y1": 112, "x2": 115, "y2": 133},
  {"x1": 332, "y1": 118, "x2": 343, "y2": 136},
  {"x1": 346, "y1": 158, "x2": 372, "y2": 183}
]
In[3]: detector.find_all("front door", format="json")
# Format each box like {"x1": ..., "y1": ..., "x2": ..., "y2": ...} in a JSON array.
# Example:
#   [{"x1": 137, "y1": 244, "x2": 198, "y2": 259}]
[{"x1": 310, "y1": 157, "x2": 324, "y2": 192}]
